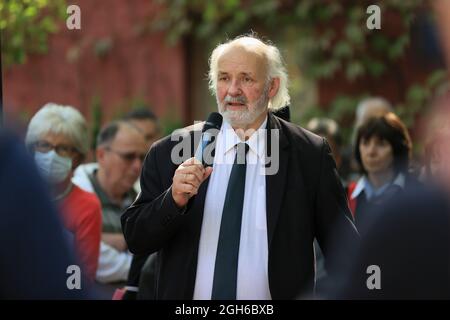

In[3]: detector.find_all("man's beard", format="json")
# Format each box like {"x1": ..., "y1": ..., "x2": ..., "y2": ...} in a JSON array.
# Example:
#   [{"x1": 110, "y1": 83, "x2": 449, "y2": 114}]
[{"x1": 217, "y1": 85, "x2": 270, "y2": 128}]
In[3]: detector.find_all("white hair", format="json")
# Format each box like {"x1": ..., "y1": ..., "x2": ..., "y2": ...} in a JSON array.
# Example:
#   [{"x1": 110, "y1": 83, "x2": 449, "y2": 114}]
[
  {"x1": 25, "y1": 103, "x2": 89, "y2": 157},
  {"x1": 208, "y1": 35, "x2": 290, "y2": 110}
]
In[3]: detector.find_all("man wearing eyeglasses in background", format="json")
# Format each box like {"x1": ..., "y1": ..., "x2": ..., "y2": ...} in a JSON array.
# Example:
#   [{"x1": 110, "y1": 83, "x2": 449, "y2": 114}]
[
  {"x1": 122, "y1": 108, "x2": 161, "y2": 193},
  {"x1": 73, "y1": 121, "x2": 147, "y2": 297}
]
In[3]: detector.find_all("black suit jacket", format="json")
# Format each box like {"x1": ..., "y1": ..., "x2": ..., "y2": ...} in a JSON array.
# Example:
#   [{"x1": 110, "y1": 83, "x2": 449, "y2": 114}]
[{"x1": 122, "y1": 113, "x2": 358, "y2": 299}]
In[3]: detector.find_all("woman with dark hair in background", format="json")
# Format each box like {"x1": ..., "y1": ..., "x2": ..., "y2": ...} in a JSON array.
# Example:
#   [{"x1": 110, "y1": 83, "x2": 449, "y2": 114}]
[
  {"x1": 347, "y1": 112, "x2": 419, "y2": 228},
  {"x1": 329, "y1": 101, "x2": 450, "y2": 300}
]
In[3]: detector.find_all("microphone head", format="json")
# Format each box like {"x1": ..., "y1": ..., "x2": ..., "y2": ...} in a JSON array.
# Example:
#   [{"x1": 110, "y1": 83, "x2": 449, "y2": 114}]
[{"x1": 202, "y1": 112, "x2": 223, "y2": 132}]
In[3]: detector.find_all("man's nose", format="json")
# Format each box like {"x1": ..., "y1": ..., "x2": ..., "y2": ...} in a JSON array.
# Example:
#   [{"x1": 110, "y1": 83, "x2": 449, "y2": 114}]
[{"x1": 227, "y1": 79, "x2": 242, "y2": 96}]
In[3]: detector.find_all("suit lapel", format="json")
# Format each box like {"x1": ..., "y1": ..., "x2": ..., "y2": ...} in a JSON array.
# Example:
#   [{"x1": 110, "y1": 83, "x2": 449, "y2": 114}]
[{"x1": 265, "y1": 113, "x2": 289, "y2": 247}]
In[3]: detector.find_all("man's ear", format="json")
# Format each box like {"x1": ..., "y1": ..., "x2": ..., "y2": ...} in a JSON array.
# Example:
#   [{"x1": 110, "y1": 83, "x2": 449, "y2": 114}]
[
  {"x1": 96, "y1": 147, "x2": 106, "y2": 165},
  {"x1": 268, "y1": 78, "x2": 280, "y2": 99}
]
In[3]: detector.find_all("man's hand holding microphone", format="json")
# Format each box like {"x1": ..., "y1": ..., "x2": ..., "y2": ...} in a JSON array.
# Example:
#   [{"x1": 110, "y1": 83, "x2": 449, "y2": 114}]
[
  {"x1": 172, "y1": 157, "x2": 213, "y2": 208},
  {"x1": 171, "y1": 112, "x2": 223, "y2": 209}
]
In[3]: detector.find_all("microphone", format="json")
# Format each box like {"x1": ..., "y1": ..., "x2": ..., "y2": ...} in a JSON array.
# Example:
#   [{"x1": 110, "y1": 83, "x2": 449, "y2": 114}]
[{"x1": 194, "y1": 112, "x2": 223, "y2": 167}]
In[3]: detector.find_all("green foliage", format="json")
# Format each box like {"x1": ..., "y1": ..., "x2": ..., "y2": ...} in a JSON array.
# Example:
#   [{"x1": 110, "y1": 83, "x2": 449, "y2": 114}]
[
  {"x1": 159, "y1": 105, "x2": 184, "y2": 136},
  {"x1": 153, "y1": 0, "x2": 445, "y2": 146},
  {"x1": 396, "y1": 70, "x2": 449, "y2": 128},
  {"x1": 301, "y1": 70, "x2": 448, "y2": 144},
  {"x1": 153, "y1": 0, "x2": 422, "y2": 82},
  {"x1": 152, "y1": 0, "x2": 280, "y2": 45},
  {"x1": 110, "y1": 95, "x2": 151, "y2": 120},
  {"x1": 0, "y1": 0, "x2": 67, "y2": 67},
  {"x1": 88, "y1": 94, "x2": 183, "y2": 147},
  {"x1": 301, "y1": 94, "x2": 367, "y2": 144}
]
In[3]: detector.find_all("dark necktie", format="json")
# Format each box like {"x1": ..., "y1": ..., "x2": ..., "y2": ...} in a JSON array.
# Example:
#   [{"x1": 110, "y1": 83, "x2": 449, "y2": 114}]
[{"x1": 211, "y1": 143, "x2": 249, "y2": 300}]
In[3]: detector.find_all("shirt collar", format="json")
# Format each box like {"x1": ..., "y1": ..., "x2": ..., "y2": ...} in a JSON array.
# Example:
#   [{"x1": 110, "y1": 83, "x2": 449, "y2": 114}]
[
  {"x1": 88, "y1": 169, "x2": 136, "y2": 209},
  {"x1": 392, "y1": 173, "x2": 406, "y2": 188},
  {"x1": 221, "y1": 116, "x2": 267, "y2": 160},
  {"x1": 351, "y1": 172, "x2": 406, "y2": 200}
]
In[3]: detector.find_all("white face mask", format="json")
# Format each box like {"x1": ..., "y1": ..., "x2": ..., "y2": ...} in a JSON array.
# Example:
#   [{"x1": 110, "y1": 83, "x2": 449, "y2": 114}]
[{"x1": 34, "y1": 150, "x2": 72, "y2": 184}]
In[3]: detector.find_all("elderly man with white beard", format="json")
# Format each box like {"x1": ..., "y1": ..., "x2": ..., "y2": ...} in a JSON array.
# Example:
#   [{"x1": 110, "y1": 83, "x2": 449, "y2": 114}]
[{"x1": 121, "y1": 34, "x2": 358, "y2": 300}]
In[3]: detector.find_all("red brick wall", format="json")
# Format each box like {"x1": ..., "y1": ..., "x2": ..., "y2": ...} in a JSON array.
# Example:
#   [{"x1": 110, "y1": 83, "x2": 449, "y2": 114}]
[{"x1": 4, "y1": 0, "x2": 186, "y2": 129}]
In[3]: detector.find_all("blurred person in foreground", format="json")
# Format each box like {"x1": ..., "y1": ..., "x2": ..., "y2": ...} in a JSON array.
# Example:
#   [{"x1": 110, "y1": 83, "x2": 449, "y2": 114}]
[
  {"x1": 25, "y1": 103, "x2": 102, "y2": 282},
  {"x1": 121, "y1": 34, "x2": 358, "y2": 300},
  {"x1": 0, "y1": 130, "x2": 91, "y2": 298},
  {"x1": 421, "y1": 95, "x2": 450, "y2": 187},
  {"x1": 329, "y1": 97, "x2": 450, "y2": 299}
]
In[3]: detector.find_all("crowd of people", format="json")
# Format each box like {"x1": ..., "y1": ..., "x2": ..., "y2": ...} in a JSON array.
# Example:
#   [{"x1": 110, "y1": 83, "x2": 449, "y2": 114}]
[{"x1": 2, "y1": 34, "x2": 450, "y2": 300}]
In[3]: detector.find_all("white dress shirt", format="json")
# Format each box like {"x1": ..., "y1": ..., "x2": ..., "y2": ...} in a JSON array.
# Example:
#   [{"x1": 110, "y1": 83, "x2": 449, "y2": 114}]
[{"x1": 193, "y1": 117, "x2": 271, "y2": 300}]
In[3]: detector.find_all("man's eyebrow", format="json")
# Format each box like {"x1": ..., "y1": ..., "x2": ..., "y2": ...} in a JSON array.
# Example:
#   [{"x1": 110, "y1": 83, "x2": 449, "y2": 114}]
[{"x1": 217, "y1": 71, "x2": 254, "y2": 76}]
